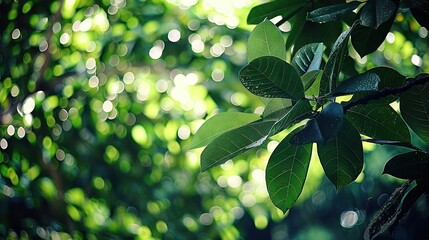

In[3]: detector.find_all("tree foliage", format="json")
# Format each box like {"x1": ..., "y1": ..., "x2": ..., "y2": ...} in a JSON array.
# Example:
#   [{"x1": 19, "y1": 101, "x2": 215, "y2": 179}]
[{"x1": 194, "y1": 0, "x2": 429, "y2": 238}]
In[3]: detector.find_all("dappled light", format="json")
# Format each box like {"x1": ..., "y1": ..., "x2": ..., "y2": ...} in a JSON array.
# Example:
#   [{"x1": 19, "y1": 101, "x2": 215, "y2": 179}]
[{"x1": 1, "y1": 0, "x2": 429, "y2": 239}]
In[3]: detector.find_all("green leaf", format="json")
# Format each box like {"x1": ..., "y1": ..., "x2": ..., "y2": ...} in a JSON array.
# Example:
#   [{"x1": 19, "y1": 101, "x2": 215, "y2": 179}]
[
  {"x1": 400, "y1": 81, "x2": 429, "y2": 144},
  {"x1": 307, "y1": 1, "x2": 362, "y2": 23},
  {"x1": 304, "y1": 70, "x2": 323, "y2": 96},
  {"x1": 364, "y1": 181, "x2": 412, "y2": 240},
  {"x1": 190, "y1": 112, "x2": 261, "y2": 149},
  {"x1": 351, "y1": 67, "x2": 406, "y2": 104},
  {"x1": 383, "y1": 151, "x2": 429, "y2": 179},
  {"x1": 351, "y1": 15, "x2": 395, "y2": 57},
  {"x1": 346, "y1": 104, "x2": 411, "y2": 142},
  {"x1": 330, "y1": 72, "x2": 380, "y2": 97},
  {"x1": 262, "y1": 98, "x2": 293, "y2": 119},
  {"x1": 320, "y1": 24, "x2": 355, "y2": 96},
  {"x1": 266, "y1": 128, "x2": 312, "y2": 213},
  {"x1": 247, "y1": 0, "x2": 306, "y2": 25},
  {"x1": 200, "y1": 120, "x2": 275, "y2": 171},
  {"x1": 286, "y1": 12, "x2": 306, "y2": 51},
  {"x1": 291, "y1": 102, "x2": 344, "y2": 144},
  {"x1": 410, "y1": 0, "x2": 429, "y2": 28},
  {"x1": 302, "y1": 70, "x2": 322, "y2": 92},
  {"x1": 317, "y1": 119, "x2": 363, "y2": 189},
  {"x1": 359, "y1": 0, "x2": 397, "y2": 29},
  {"x1": 247, "y1": 20, "x2": 286, "y2": 62},
  {"x1": 291, "y1": 43, "x2": 324, "y2": 76},
  {"x1": 270, "y1": 99, "x2": 313, "y2": 134},
  {"x1": 239, "y1": 56, "x2": 304, "y2": 99}
]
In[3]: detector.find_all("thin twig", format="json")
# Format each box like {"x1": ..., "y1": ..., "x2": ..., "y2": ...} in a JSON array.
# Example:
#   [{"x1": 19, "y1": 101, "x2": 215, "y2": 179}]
[{"x1": 344, "y1": 74, "x2": 429, "y2": 113}]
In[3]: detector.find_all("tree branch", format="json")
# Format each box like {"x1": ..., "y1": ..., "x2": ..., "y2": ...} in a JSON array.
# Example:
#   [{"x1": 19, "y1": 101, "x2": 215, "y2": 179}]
[{"x1": 343, "y1": 74, "x2": 429, "y2": 113}]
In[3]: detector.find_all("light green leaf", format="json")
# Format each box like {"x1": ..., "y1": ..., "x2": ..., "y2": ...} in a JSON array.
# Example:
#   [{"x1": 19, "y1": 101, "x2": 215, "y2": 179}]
[
  {"x1": 247, "y1": 20, "x2": 286, "y2": 62},
  {"x1": 400, "y1": 80, "x2": 429, "y2": 144},
  {"x1": 317, "y1": 119, "x2": 363, "y2": 189},
  {"x1": 304, "y1": 70, "x2": 323, "y2": 96},
  {"x1": 200, "y1": 120, "x2": 275, "y2": 171},
  {"x1": 308, "y1": 1, "x2": 362, "y2": 23},
  {"x1": 301, "y1": 70, "x2": 322, "y2": 92},
  {"x1": 331, "y1": 72, "x2": 380, "y2": 97},
  {"x1": 359, "y1": 0, "x2": 397, "y2": 29},
  {"x1": 239, "y1": 56, "x2": 304, "y2": 99},
  {"x1": 262, "y1": 98, "x2": 293, "y2": 120},
  {"x1": 270, "y1": 99, "x2": 313, "y2": 135},
  {"x1": 247, "y1": 0, "x2": 306, "y2": 25},
  {"x1": 190, "y1": 112, "x2": 261, "y2": 149},
  {"x1": 346, "y1": 104, "x2": 410, "y2": 142},
  {"x1": 291, "y1": 102, "x2": 344, "y2": 144},
  {"x1": 291, "y1": 43, "x2": 324, "y2": 76},
  {"x1": 384, "y1": 151, "x2": 429, "y2": 179},
  {"x1": 266, "y1": 128, "x2": 312, "y2": 213}
]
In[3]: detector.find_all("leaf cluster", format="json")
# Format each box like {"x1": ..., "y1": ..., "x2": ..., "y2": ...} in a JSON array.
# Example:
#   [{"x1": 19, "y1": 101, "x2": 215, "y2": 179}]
[{"x1": 193, "y1": 0, "x2": 429, "y2": 238}]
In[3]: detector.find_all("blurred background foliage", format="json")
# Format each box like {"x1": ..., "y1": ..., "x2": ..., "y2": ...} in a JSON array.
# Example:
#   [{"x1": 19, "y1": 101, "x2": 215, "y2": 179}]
[{"x1": 0, "y1": 0, "x2": 428, "y2": 239}]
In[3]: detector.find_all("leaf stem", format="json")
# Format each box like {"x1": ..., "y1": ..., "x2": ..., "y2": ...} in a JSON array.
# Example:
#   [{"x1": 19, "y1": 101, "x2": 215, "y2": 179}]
[{"x1": 343, "y1": 74, "x2": 429, "y2": 113}]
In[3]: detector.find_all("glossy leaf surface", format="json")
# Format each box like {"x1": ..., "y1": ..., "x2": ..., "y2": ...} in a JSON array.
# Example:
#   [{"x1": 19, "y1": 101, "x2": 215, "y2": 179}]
[
  {"x1": 359, "y1": 0, "x2": 397, "y2": 29},
  {"x1": 331, "y1": 72, "x2": 380, "y2": 97},
  {"x1": 239, "y1": 56, "x2": 304, "y2": 99},
  {"x1": 351, "y1": 67, "x2": 406, "y2": 104},
  {"x1": 307, "y1": 1, "x2": 362, "y2": 23},
  {"x1": 247, "y1": 0, "x2": 305, "y2": 24}
]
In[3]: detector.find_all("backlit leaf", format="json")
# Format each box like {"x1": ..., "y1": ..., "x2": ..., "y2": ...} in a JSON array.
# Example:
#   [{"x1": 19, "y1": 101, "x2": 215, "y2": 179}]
[
  {"x1": 247, "y1": 20, "x2": 286, "y2": 62},
  {"x1": 200, "y1": 120, "x2": 275, "y2": 171},
  {"x1": 359, "y1": 0, "x2": 397, "y2": 29},
  {"x1": 266, "y1": 128, "x2": 312, "y2": 213},
  {"x1": 239, "y1": 56, "x2": 304, "y2": 99},
  {"x1": 383, "y1": 151, "x2": 429, "y2": 179},
  {"x1": 400, "y1": 80, "x2": 429, "y2": 144},
  {"x1": 190, "y1": 112, "x2": 261, "y2": 149},
  {"x1": 302, "y1": 70, "x2": 322, "y2": 92},
  {"x1": 346, "y1": 104, "x2": 410, "y2": 142},
  {"x1": 317, "y1": 119, "x2": 363, "y2": 189}
]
